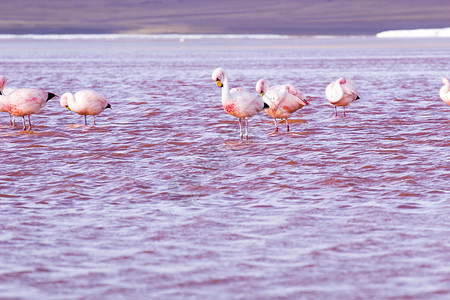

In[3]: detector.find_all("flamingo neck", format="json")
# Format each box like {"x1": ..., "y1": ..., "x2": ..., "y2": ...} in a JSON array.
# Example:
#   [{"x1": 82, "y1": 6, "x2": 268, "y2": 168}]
[{"x1": 221, "y1": 73, "x2": 232, "y2": 104}]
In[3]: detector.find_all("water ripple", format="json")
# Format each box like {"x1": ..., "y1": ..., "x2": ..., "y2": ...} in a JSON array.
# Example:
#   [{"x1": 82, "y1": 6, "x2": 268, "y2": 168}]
[{"x1": 0, "y1": 37, "x2": 450, "y2": 299}]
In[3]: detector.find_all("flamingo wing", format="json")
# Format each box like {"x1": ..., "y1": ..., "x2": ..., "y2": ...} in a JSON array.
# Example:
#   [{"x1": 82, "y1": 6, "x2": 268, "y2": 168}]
[
  {"x1": 326, "y1": 82, "x2": 344, "y2": 104},
  {"x1": 230, "y1": 91, "x2": 263, "y2": 117}
]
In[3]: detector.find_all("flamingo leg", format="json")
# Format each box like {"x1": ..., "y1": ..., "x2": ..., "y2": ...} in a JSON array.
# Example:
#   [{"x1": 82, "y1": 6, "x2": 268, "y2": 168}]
[
  {"x1": 244, "y1": 118, "x2": 249, "y2": 140},
  {"x1": 334, "y1": 106, "x2": 338, "y2": 117},
  {"x1": 22, "y1": 117, "x2": 26, "y2": 131},
  {"x1": 9, "y1": 114, "x2": 13, "y2": 126},
  {"x1": 273, "y1": 118, "x2": 278, "y2": 132},
  {"x1": 93, "y1": 116, "x2": 96, "y2": 125},
  {"x1": 28, "y1": 115, "x2": 32, "y2": 131},
  {"x1": 238, "y1": 118, "x2": 243, "y2": 139},
  {"x1": 285, "y1": 119, "x2": 289, "y2": 132},
  {"x1": 343, "y1": 107, "x2": 346, "y2": 117},
  {"x1": 84, "y1": 115, "x2": 87, "y2": 125}
]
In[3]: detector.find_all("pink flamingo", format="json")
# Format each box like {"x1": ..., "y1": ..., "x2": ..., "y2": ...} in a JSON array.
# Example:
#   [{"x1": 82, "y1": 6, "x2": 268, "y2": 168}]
[
  {"x1": 60, "y1": 90, "x2": 111, "y2": 125},
  {"x1": 6, "y1": 88, "x2": 57, "y2": 131},
  {"x1": 255, "y1": 78, "x2": 309, "y2": 132},
  {"x1": 440, "y1": 77, "x2": 450, "y2": 106},
  {"x1": 0, "y1": 75, "x2": 16, "y2": 126},
  {"x1": 212, "y1": 67, "x2": 268, "y2": 139},
  {"x1": 325, "y1": 77, "x2": 360, "y2": 116}
]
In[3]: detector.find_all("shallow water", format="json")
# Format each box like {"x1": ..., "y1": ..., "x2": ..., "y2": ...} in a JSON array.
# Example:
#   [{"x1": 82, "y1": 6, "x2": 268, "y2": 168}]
[{"x1": 1, "y1": 36, "x2": 450, "y2": 299}]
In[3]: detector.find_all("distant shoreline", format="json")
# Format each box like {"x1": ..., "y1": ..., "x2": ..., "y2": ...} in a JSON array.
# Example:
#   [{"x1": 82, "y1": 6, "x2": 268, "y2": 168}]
[{"x1": 0, "y1": 29, "x2": 450, "y2": 40}]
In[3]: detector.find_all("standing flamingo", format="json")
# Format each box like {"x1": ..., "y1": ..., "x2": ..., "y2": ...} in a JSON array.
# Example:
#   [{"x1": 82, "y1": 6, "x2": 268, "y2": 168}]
[
  {"x1": 6, "y1": 88, "x2": 57, "y2": 131},
  {"x1": 0, "y1": 75, "x2": 16, "y2": 126},
  {"x1": 440, "y1": 77, "x2": 450, "y2": 106},
  {"x1": 60, "y1": 90, "x2": 111, "y2": 125},
  {"x1": 255, "y1": 79, "x2": 309, "y2": 132},
  {"x1": 325, "y1": 78, "x2": 360, "y2": 116},
  {"x1": 212, "y1": 67, "x2": 268, "y2": 139}
]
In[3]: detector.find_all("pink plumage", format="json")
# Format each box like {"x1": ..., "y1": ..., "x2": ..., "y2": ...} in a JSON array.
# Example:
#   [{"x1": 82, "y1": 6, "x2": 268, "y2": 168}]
[
  {"x1": 0, "y1": 75, "x2": 17, "y2": 127},
  {"x1": 440, "y1": 77, "x2": 450, "y2": 106},
  {"x1": 212, "y1": 67, "x2": 267, "y2": 139},
  {"x1": 255, "y1": 78, "x2": 309, "y2": 132},
  {"x1": 0, "y1": 75, "x2": 56, "y2": 130},
  {"x1": 60, "y1": 90, "x2": 111, "y2": 125},
  {"x1": 325, "y1": 77, "x2": 360, "y2": 117}
]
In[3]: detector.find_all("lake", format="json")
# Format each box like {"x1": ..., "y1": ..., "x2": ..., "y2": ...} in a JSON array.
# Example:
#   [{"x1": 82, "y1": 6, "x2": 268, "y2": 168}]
[{"x1": 0, "y1": 35, "x2": 450, "y2": 299}]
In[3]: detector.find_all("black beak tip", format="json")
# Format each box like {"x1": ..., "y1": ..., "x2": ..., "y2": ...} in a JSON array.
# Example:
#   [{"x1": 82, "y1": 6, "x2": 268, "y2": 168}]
[{"x1": 47, "y1": 92, "x2": 57, "y2": 101}]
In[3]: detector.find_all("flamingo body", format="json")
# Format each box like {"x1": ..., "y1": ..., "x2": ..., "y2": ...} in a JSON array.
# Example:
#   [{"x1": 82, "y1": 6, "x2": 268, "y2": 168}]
[
  {"x1": 4, "y1": 85, "x2": 56, "y2": 130},
  {"x1": 325, "y1": 78, "x2": 360, "y2": 116},
  {"x1": 7, "y1": 89, "x2": 51, "y2": 117},
  {"x1": 440, "y1": 77, "x2": 450, "y2": 106},
  {"x1": 60, "y1": 90, "x2": 111, "y2": 125},
  {"x1": 212, "y1": 67, "x2": 267, "y2": 139},
  {"x1": 256, "y1": 78, "x2": 308, "y2": 131}
]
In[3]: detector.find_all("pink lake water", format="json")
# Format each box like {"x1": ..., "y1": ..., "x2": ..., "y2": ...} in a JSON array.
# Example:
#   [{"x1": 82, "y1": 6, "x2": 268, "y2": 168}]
[{"x1": 1, "y1": 35, "x2": 450, "y2": 299}]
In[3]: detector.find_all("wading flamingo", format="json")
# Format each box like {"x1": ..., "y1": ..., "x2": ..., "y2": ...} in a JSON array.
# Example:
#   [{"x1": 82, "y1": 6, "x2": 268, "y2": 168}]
[
  {"x1": 60, "y1": 90, "x2": 111, "y2": 125},
  {"x1": 325, "y1": 78, "x2": 360, "y2": 117},
  {"x1": 0, "y1": 75, "x2": 16, "y2": 126},
  {"x1": 256, "y1": 79, "x2": 309, "y2": 132},
  {"x1": 6, "y1": 88, "x2": 57, "y2": 131},
  {"x1": 1, "y1": 76, "x2": 57, "y2": 131},
  {"x1": 212, "y1": 67, "x2": 268, "y2": 139},
  {"x1": 440, "y1": 77, "x2": 450, "y2": 106}
]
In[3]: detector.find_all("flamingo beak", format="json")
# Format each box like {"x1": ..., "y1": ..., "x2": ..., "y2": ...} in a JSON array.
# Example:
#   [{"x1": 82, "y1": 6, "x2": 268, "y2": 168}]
[
  {"x1": 47, "y1": 93, "x2": 59, "y2": 101},
  {"x1": 260, "y1": 92, "x2": 265, "y2": 97},
  {"x1": 303, "y1": 98, "x2": 309, "y2": 106},
  {"x1": 216, "y1": 80, "x2": 223, "y2": 88}
]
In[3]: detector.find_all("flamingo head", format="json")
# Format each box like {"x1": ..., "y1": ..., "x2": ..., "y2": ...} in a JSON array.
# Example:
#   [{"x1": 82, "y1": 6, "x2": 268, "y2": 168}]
[
  {"x1": 212, "y1": 67, "x2": 225, "y2": 88},
  {"x1": 60, "y1": 92, "x2": 72, "y2": 110},
  {"x1": 301, "y1": 97, "x2": 309, "y2": 106},
  {"x1": 442, "y1": 76, "x2": 450, "y2": 86},
  {"x1": 339, "y1": 78, "x2": 347, "y2": 85},
  {"x1": 255, "y1": 78, "x2": 268, "y2": 97},
  {"x1": 0, "y1": 75, "x2": 7, "y2": 95}
]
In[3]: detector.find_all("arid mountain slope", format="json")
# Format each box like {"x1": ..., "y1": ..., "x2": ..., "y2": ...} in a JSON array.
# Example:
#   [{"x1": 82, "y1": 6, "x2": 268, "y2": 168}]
[{"x1": 1, "y1": 0, "x2": 449, "y2": 35}]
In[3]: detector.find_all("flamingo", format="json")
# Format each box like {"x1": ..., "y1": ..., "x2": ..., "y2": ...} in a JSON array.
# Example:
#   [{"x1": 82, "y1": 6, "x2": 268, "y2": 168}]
[
  {"x1": 60, "y1": 90, "x2": 111, "y2": 125},
  {"x1": 325, "y1": 77, "x2": 360, "y2": 117},
  {"x1": 440, "y1": 77, "x2": 450, "y2": 106},
  {"x1": 6, "y1": 88, "x2": 57, "y2": 131},
  {"x1": 212, "y1": 67, "x2": 268, "y2": 139},
  {"x1": 255, "y1": 79, "x2": 309, "y2": 132},
  {"x1": 0, "y1": 75, "x2": 16, "y2": 126}
]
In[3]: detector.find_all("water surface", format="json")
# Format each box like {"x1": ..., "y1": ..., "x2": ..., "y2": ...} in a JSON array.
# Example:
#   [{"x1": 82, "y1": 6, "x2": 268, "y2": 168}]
[{"x1": 1, "y1": 36, "x2": 450, "y2": 299}]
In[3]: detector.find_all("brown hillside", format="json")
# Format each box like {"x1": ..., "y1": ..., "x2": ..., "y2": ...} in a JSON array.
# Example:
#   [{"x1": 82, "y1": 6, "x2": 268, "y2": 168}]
[{"x1": 1, "y1": 0, "x2": 449, "y2": 35}]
